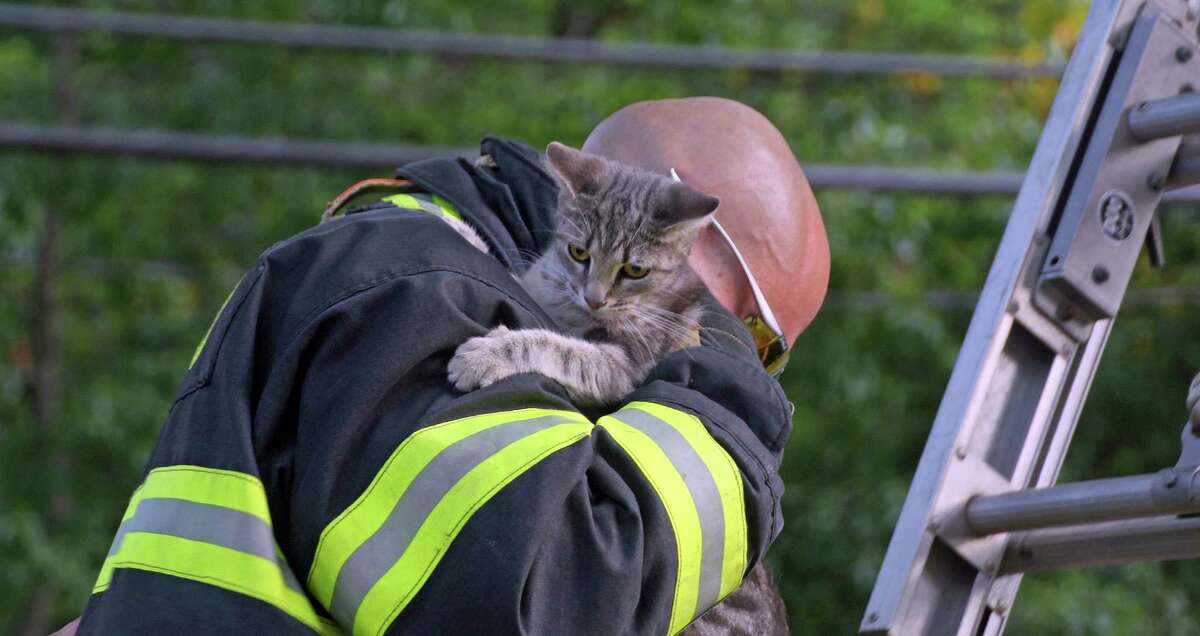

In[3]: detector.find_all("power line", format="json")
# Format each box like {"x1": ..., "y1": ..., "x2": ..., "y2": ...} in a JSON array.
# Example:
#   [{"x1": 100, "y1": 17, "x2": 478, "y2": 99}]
[
  {"x1": 0, "y1": 252, "x2": 196, "y2": 279},
  {"x1": 4, "y1": 122, "x2": 1200, "y2": 202},
  {"x1": 802, "y1": 164, "x2": 1024, "y2": 197},
  {"x1": 0, "y1": 3, "x2": 1066, "y2": 79},
  {"x1": 0, "y1": 123, "x2": 467, "y2": 169},
  {"x1": 6, "y1": 251, "x2": 1199, "y2": 309},
  {"x1": 823, "y1": 287, "x2": 1200, "y2": 311}
]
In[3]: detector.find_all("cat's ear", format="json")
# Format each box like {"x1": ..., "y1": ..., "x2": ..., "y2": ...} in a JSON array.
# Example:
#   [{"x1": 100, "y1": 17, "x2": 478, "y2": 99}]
[
  {"x1": 658, "y1": 181, "x2": 720, "y2": 233},
  {"x1": 546, "y1": 142, "x2": 606, "y2": 197}
]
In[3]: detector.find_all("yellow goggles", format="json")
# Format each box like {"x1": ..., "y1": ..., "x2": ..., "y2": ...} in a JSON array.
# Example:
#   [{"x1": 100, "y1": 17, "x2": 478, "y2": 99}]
[{"x1": 744, "y1": 314, "x2": 790, "y2": 378}]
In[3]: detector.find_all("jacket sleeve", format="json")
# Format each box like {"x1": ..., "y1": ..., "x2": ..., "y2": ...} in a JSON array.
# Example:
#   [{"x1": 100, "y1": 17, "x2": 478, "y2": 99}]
[
  {"x1": 279, "y1": 214, "x2": 791, "y2": 635},
  {"x1": 76, "y1": 260, "x2": 341, "y2": 636},
  {"x1": 79, "y1": 209, "x2": 791, "y2": 636}
]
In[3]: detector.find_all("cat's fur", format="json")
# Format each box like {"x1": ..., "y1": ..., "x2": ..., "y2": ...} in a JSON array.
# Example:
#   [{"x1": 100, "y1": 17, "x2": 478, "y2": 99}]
[
  {"x1": 446, "y1": 142, "x2": 718, "y2": 405},
  {"x1": 441, "y1": 143, "x2": 789, "y2": 634}
]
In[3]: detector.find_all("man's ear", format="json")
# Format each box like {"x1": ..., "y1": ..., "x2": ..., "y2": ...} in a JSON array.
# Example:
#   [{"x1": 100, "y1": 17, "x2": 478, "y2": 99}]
[
  {"x1": 546, "y1": 141, "x2": 607, "y2": 197},
  {"x1": 658, "y1": 181, "x2": 720, "y2": 232}
]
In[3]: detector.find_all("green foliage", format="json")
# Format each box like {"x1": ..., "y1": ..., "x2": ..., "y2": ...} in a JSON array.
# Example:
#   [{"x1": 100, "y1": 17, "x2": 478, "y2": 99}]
[{"x1": 2, "y1": 1, "x2": 1198, "y2": 634}]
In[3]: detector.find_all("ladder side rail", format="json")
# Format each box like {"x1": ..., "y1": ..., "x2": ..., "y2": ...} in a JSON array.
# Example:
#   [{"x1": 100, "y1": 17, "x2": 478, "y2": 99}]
[
  {"x1": 860, "y1": 1, "x2": 1200, "y2": 633},
  {"x1": 860, "y1": 1, "x2": 1131, "y2": 630}
]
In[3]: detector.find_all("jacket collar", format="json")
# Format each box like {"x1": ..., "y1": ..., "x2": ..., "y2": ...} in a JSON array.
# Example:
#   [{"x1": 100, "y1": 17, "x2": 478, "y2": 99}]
[{"x1": 396, "y1": 136, "x2": 559, "y2": 273}]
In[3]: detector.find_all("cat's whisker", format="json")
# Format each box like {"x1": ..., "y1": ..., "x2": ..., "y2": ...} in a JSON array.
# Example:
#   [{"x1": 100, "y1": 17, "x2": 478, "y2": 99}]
[
  {"x1": 624, "y1": 308, "x2": 693, "y2": 344},
  {"x1": 554, "y1": 216, "x2": 586, "y2": 240},
  {"x1": 627, "y1": 307, "x2": 687, "y2": 332},
  {"x1": 502, "y1": 247, "x2": 544, "y2": 263},
  {"x1": 631, "y1": 208, "x2": 654, "y2": 244},
  {"x1": 636, "y1": 307, "x2": 747, "y2": 347},
  {"x1": 633, "y1": 304, "x2": 700, "y2": 328},
  {"x1": 628, "y1": 305, "x2": 696, "y2": 333},
  {"x1": 620, "y1": 315, "x2": 656, "y2": 363}
]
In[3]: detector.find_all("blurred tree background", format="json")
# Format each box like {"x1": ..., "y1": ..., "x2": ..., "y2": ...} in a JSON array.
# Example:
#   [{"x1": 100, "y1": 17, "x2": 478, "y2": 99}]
[{"x1": 2, "y1": 0, "x2": 1199, "y2": 634}]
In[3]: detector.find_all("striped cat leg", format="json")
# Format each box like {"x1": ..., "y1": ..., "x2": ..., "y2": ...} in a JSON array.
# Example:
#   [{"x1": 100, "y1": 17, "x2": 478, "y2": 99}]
[{"x1": 448, "y1": 326, "x2": 639, "y2": 405}]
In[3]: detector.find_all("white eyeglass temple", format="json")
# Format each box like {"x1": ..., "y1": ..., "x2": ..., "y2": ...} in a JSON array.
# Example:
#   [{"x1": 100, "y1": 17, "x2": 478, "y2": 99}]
[{"x1": 671, "y1": 168, "x2": 784, "y2": 338}]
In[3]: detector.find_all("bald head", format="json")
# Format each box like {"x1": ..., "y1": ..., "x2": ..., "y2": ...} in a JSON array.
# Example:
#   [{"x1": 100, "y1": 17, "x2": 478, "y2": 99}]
[{"x1": 583, "y1": 97, "x2": 830, "y2": 344}]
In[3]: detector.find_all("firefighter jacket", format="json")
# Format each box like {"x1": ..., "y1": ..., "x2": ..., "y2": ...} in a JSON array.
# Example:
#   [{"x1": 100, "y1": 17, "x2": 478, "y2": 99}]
[{"x1": 77, "y1": 136, "x2": 792, "y2": 635}]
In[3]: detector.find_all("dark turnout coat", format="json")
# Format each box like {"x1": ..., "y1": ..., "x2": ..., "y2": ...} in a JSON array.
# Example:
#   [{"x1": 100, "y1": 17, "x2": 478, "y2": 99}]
[{"x1": 78, "y1": 137, "x2": 792, "y2": 635}]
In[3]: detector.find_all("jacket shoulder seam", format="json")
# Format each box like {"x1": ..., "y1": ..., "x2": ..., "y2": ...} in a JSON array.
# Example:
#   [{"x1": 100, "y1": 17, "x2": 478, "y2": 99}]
[{"x1": 283, "y1": 265, "x2": 544, "y2": 354}]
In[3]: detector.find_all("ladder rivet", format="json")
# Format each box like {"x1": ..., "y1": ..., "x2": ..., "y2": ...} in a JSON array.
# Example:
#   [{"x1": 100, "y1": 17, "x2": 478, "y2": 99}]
[
  {"x1": 1165, "y1": 473, "x2": 1178, "y2": 488},
  {"x1": 955, "y1": 445, "x2": 968, "y2": 459},
  {"x1": 1147, "y1": 171, "x2": 1165, "y2": 192},
  {"x1": 1091, "y1": 265, "x2": 1110, "y2": 284},
  {"x1": 1176, "y1": 46, "x2": 1194, "y2": 63},
  {"x1": 867, "y1": 612, "x2": 879, "y2": 623}
]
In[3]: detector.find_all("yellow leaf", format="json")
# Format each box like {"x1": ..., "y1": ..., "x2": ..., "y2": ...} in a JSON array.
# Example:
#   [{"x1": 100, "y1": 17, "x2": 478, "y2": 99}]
[
  {"x1": 855, "y1": 0, "x2": 885, "y2": 27},
  {"x1": 901, "y1": 72, "x2": 941, "y2": 97}
]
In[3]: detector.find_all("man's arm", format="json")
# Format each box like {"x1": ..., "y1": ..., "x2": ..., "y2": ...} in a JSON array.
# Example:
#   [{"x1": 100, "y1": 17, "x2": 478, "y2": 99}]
[
  {"x1": 77, "y1": 209, "x2": 790, "y2": 635},
  {"x1": 279, "y1": 232, "x2": 788, "y2": 633}
]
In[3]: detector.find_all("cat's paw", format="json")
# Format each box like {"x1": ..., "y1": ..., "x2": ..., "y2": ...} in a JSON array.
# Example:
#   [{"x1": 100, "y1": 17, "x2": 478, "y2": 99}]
[{"x1": 447, "y1": 326, "x2": 520, "y2": 392}]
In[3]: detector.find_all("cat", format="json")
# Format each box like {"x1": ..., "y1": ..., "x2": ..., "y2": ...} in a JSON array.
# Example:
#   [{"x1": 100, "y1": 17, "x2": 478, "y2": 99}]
[
  {"x1": 446, "y1": 141, "x2": 718, "y2": 405},
  {"x1": 443, "y1": 143, "x2": 789, "y2": 635}
]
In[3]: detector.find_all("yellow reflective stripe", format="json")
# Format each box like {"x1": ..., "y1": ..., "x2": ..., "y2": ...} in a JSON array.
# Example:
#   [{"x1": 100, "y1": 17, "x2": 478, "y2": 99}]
[
  {"x1": 353, "y1": 421, "x2": 591, "y2": 636},
  {"x1": 122, "y1": 465, "x2": 272, "y2": 523},
  {"x1": 624, "y1": 402, "x2": 747, "y2": 600},
  {"x1": 306, "y1": 408, "x2": 584, "y2": 610},
  {"x1": 382, "y1": 193, "x2": 421, "y2": 210},
  {"x1": 95, "y1": 465, "x2": 273, "y2": 590},
  {"x1": 429, "y1": 194, "x2": 463, "y2": 221},
  {"x1": 93, "y1": 495, "x2": 142, "y2": 593},
  {"x1": 382, "y1": 193, "x2": 463, "y2": 221},
  {"x1": 102, "y1": 533, "x2": 340, "y2": 635},
  {"x1": 92, "y1": 466, "x2": 338, "y2": 634},
  {"x1": 597, "y1": 415, "x2": 703, "y2": 635},
  {"x1": 189, "y1": 284, "x2": 238, "y2": 368}
]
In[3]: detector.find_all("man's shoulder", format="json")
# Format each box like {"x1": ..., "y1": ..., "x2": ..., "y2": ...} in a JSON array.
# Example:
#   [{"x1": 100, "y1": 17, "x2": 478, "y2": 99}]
[
  {"x1": 269, "y1": 206, "x2": 500, "y2": 281},
  {"x1": 253, "y1": 207, "x2": 536, "y2": 337}
]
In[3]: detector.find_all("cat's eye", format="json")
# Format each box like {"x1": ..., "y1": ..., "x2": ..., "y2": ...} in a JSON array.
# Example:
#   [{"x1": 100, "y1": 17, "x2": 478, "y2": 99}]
[
  {"x1": 621, "y1": 263, "x2": 651, "y2": 279},
  {"x1": 567, "y1": 244, "x2": 590, "y2": 263}
]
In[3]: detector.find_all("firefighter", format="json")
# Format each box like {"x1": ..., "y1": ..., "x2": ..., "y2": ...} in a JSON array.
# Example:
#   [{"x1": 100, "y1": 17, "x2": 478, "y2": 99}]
[{"x1": 66, "y1": 97, "x2": 829, "y2": 635}]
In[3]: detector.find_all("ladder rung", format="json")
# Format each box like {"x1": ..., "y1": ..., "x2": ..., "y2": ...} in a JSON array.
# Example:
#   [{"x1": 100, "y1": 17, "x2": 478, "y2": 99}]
[
  {"x1": 1129, "y1": 92, "x2": 1200, "y2": 141},
  {"x1": 999, "y1": 514, "x2": 1200, "y2": 574},
  {"x1": 965, "y1": 469, "x2": 1200, "y2": 535}
]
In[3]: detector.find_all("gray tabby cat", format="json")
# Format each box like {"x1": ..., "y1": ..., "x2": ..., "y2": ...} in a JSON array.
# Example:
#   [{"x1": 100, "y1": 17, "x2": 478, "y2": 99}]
[
  {"x1": 445, "y1": 142, "x2": 788, "y2": 635},
  {"x1": 446, "y1": 142, "x2": 718, "y2": 404}
]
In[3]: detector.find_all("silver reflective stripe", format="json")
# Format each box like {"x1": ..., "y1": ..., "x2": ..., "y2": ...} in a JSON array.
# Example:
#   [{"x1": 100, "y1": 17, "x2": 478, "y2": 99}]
[
  {"x1": 410, "y1": 193, "x2": 447, "y2": 217},
  {"x1": 616, "y1": 408, "x2": 727, "y2": 614},
  {"x1": 329, "y1": 414, "x2": 573, "y2": 626},
  {"x1": 109, "y1": 497, "x2": 301, "y2": 593}
]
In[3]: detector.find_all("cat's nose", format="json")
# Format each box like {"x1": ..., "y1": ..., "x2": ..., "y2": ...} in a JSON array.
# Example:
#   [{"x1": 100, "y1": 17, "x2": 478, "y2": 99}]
[{"x1": 584, "y1": 285, "x2": 608, "y2": 310}]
